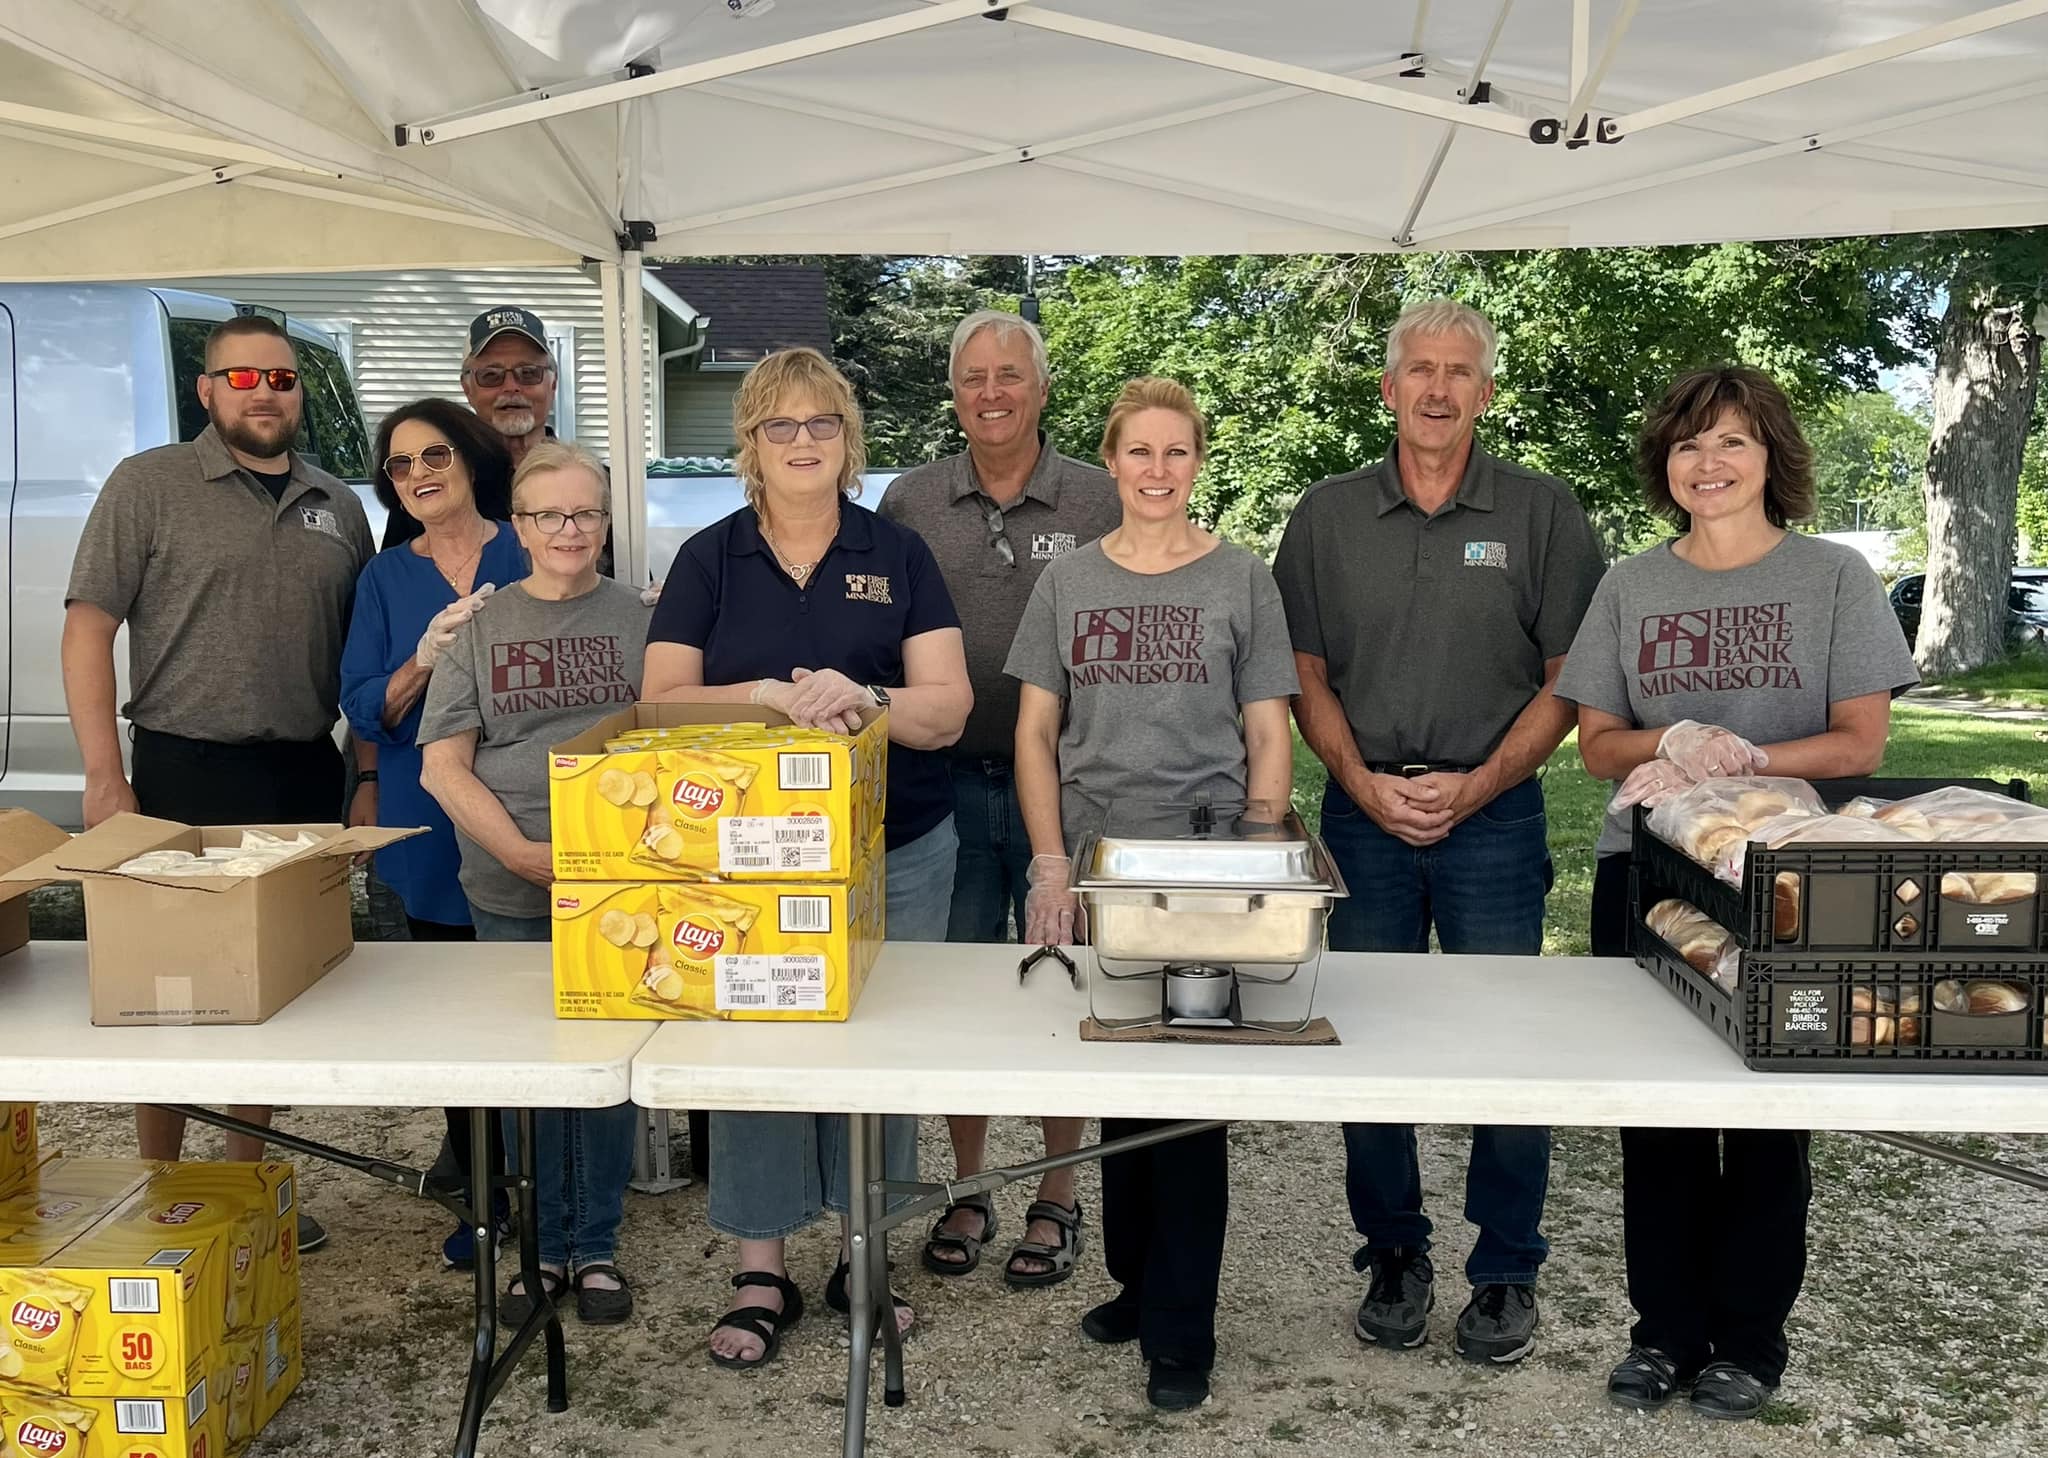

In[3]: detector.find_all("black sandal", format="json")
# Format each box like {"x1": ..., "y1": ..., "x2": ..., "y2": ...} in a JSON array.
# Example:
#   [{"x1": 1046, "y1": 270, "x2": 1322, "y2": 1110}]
[
  {"x1": 496, "y1": 1267, "x2": 567, "y2": 1329},
  {"x1": 709, "y1": 1271, "x2": 804, "y2": 1370},
  {"x1": 572, "y1": 1262, "x2": 634, "y2": 1325},
  {"x1": 921, "y1": 1194, "x2": 999, "y2": 1277},
  {"x1": 825, "y1": 1260, "x2": 915, "y2": 1335},
  {"x1": 1003, "y1": 1200, "x2": 1085, "y2": 1289}
]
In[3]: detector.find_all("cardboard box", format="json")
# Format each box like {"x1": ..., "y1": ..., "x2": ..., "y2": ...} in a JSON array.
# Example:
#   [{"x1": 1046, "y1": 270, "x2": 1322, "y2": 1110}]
[
  {"x1": 0, "y1": 1162, "x2": 296, "y2": 1401},
  {"x1": 0, "y1": 1376, "x2": 223, "y2": 1458},
  {"x1": 550, "y1": 704, "x2": 887, "y2": 883},
  {"x1": 0, "y1": 817, "x2": 419, "y2": 1026},
  {"x1": 0, "y1": 1110, "x2": 36, "y2": 1200},
  {"x1": 0, "y1": 811, "x2": 69, "y2": 960},
  {"x1": 551, "y1": 837, "x2": 885, "y2": 1021}
]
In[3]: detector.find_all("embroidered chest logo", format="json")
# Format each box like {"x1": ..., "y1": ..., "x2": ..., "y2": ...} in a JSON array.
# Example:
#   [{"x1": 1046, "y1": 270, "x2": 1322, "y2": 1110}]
[
  {"x1": 1463, "y1": 540, "x2": 1507, "y2": 569},
  {"x1": 1030, "y1": 532, "x2": 1077, "y2": 562},
  {"x1": 844, "y1": 574, "x2": 893, "y2": 604},
  {"x1": 299, "y1": 506, "x2": 344, "y2": 540}
]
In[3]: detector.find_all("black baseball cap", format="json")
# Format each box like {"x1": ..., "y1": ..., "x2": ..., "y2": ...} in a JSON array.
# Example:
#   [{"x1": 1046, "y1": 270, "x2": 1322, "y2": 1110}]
[{"x1": 468, "y1": 306, "x2": 548, "y2": 355}]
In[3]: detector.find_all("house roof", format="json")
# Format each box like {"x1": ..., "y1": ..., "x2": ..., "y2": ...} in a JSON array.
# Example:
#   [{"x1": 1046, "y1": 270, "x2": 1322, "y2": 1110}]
[{"x1": 649, "y1": 263, "x2": 832, "y2": 365}]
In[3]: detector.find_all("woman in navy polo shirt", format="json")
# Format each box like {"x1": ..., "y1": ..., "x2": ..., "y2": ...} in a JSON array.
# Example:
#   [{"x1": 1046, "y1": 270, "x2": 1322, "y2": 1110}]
[{"x1": 644, "y1": 347, "x2": 973, "y2": 1369}]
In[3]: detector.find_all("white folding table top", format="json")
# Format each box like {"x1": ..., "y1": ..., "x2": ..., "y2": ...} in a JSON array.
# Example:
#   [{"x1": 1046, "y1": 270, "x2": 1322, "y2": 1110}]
[
  {"x1": 633, "y1": 945, "x2": 2048, "y2": 1134},
  {"x1": 0, "y1": 942, "x2": 650, "y2": 1108}
]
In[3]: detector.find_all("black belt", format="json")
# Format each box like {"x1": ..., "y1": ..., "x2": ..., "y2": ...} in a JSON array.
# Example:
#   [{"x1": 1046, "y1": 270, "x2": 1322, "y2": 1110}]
[{"x1": 1366, "y1": 761, "x2": 1480, "y2": 778}]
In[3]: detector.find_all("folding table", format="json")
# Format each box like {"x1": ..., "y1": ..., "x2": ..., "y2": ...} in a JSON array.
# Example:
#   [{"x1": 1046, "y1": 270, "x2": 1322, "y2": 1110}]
[
  {"x1": 631, "y1": 943, "x2": 2048, "y2": 1458},
  {"x1": 0, "y1": 941, "x2": 652, "y2": 1458}
]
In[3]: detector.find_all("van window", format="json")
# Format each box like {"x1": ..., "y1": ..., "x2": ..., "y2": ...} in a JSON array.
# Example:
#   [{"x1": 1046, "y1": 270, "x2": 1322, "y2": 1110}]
[{"x1": 166, "y1": 320, "x2": 370, "y2": 481}]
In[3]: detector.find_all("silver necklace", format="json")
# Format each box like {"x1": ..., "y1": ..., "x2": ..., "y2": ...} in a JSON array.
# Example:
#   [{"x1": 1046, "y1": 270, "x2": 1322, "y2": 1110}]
[{"x1": 760, "y1": 524, "x2": 821, "y2": 584}]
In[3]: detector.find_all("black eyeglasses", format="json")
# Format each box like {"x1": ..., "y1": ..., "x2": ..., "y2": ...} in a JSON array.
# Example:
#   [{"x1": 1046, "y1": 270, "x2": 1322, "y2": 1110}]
[
  {"x1": 978, "y1": 495, "x2": 1016, "y2": 569},
  {"x1": 756, "y1": 414, "x2": 844, "y2": 445},
  {"x1": 516, "y1": 507, "x2": 609, "y2": 536},
  {"x1": 206, "y1": 367, "x2": 299, "y2": 392},
  {"x1": 465, "y1": 363, "x2": 554, "y2": 389},
  {"x1": 383, "y1": 443, "x2": 456, "y2": 482}
]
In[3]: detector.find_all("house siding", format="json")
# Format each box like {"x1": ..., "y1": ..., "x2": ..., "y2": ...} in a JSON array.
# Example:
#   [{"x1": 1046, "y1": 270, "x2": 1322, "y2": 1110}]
[
  {"x1": 663, "y1": 368, "x2": 743, "y2": 458},
  {"x1": 170, "y1": 267, "x2": 656, "y2": 458}
]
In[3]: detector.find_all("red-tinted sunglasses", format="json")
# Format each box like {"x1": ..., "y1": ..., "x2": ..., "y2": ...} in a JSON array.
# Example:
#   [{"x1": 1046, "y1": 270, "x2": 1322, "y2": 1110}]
[{"x1": 205, "y1": 367, "x2": 300, "y2": 392}]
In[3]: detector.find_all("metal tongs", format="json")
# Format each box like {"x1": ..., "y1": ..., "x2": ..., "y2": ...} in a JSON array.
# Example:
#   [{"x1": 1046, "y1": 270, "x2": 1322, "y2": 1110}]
[{"x1": 1017, "y1": 944, "x2": 1078, "y2": 987}]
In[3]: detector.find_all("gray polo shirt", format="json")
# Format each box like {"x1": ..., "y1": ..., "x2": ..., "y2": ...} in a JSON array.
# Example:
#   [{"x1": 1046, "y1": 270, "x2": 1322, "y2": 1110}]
[
  {"x1": 1272, "y1": 443, "x2": 1605, "y2": 768},
  {"x1": 67, "y1": 425, "x2": 375, "y2": 743},
  {"x1": 878, "y1": 435, "x2": 1121, "y2": 759}
]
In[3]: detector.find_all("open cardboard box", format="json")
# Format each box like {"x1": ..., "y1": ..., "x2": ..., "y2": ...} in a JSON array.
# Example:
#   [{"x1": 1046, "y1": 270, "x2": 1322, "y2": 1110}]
[
  {"x1": 0, "y1": 814, "x2": 420, "y2": 1026},
  {"x1": 0, "y1": 809, "x2": 70, "y2": 958}
]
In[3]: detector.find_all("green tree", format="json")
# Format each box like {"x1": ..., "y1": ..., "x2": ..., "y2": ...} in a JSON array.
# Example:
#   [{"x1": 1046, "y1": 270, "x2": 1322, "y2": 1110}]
[{"x1": 1807, "y1": 391, "x2": 1930, "y2": 534}]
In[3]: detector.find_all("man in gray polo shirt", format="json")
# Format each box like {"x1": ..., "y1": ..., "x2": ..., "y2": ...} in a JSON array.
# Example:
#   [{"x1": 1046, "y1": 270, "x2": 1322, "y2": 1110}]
[
  {"x1": 1274, "y1": 299, "x2": 1604, "y2": 1368},
  {"x1": 878, "y1": 310, "x2": 1120, "y2": 1290},
  {"x1": 63, "y1": 314, "x2": 372, "y2": 1247}
]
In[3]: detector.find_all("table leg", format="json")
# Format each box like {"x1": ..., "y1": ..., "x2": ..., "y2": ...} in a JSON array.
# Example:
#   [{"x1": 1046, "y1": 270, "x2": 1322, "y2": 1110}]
[
  {"x1": 868, "y1": 1113, "x2": 906, "y2": 1408},
  {"x1": 515, "y1": 1107, "x2": 570, "y2": 1413},
  {"x1": 843, "y1": 1113, "x2": 875, "y2": 1458},
  {"x1": 454, "y1": 1108, "x2": 498, "y2": 1458}
]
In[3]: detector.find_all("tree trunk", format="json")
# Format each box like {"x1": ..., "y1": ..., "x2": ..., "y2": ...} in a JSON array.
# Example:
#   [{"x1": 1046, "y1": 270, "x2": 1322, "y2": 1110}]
[{"x1": 1916, "y1": 287, "x2": 2044, "y2": 677}]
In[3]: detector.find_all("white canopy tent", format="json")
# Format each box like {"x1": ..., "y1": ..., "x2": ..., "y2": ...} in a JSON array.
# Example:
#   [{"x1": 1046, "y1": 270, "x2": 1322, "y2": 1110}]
[{"x1": 6, "y1": 1, "x2": 2048, "y2": 580}]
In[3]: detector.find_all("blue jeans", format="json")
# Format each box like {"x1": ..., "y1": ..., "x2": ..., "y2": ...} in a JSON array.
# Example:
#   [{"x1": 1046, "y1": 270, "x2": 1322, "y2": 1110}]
[
  {"x1": 472, "y1": 907, "x2": 638, "y2": 1269},
  {"x1": 1320, "y1": 776, "x2": 1554, "y2": 1285},
  {"x1": 946, "y1": 759, "x2": 1031, "y2": 943},
  {"x1": 708, "y1": 817, "x2": 958, "y2": 1239}
]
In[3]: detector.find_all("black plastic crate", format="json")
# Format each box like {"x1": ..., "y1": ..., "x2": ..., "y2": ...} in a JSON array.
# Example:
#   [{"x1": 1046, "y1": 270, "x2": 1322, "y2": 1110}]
[{"x1": 1631, "y1": 776, "x2": 2043, "y2": 957}]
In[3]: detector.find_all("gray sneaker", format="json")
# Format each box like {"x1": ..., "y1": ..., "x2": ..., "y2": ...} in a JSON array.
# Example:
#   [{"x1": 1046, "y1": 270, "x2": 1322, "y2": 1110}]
[
  {"x1": 1454, "y1": 1283, "x2": 1538, "y2": 1364},
  {"x1": 1353, "y1": 1245, "x2": 1434, "y2": 1349}
]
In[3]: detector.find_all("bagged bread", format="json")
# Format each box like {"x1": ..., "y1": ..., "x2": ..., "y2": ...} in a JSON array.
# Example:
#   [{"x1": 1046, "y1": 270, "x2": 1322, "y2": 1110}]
[
  {"x1": 1707, "y1": 812, "x2": 1912, "y2": 888},
  {"x1": 1643, "y1": 898, "x2": 1739, "y2": 991},
  {"x1": 1646, "y1": 777, "x2": 1826, "y2": 869},
  {"x1": 1843, "y1": 787, "x2": 2048, "y2": 841}
]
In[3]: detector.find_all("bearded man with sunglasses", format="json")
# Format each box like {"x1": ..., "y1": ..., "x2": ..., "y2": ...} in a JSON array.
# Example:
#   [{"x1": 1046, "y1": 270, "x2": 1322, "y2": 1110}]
[
  {"x1": 61, "y1": 314, "x2": 374, "y2": 1233},
  {"x1": 460, "y1": 306, "x2": 559, "y2": 469}
]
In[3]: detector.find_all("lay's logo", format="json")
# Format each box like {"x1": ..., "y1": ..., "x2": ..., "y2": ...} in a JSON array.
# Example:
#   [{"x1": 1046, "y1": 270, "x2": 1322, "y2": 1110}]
[
  {"x1": 10, "y1": 1299, "x2": 62, "y2": 1337},
  {"x1": 671, "y1": 778, "x2": 725, "y2": 818},
  {"x1": 151, "y1": 1201, "x2": 207, "y2": 1225},
  {"x1": 672, "y1": 918, "x2": 725, "y2": 959},
  {"x1": 13, "y1": 1419, "x2": 67, "y2": 1455},
  {"x1": 33, "y1": 1200, "x2": 81, "y2": 1221}
]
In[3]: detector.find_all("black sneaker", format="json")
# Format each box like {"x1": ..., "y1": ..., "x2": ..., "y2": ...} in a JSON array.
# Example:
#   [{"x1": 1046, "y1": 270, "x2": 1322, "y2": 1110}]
[
  {"x1": 1690, "y1": 1361, "x2": 1773, "y2": 1421},
  {"x1": 1352, "y1": 1244, "x2": 1434, "y2": 1349},
  {"x1": 1455, "y1": 1283, "x2": 1539, "y2": 1364},
  {"x1": 296, "y1": 1212, "x2": 328, "y2": 1254},
  {"x1": 1080, "y1": 1299, "x2": 1140, "y2": 1345},
  {"x1": 1607, "y1": 1346, "x2": 1684, "y2": 1410},
  {"x1": 1146, "y1": 1358, "x2": 1210, "y2": 1412}
]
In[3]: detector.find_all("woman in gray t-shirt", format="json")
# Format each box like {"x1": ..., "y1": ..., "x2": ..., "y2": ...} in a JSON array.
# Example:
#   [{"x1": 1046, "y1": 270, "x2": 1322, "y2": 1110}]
[
  {"x1": 1005, "y1": 377, "x2": 1298, "y2": 1412},
  {"x1": 1554, "y1": 367, "x2": 1916, "y2": 1419}
]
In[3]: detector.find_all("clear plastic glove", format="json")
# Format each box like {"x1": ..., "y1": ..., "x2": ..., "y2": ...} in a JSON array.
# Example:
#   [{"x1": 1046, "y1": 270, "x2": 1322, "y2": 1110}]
[
  {"x1": 416, "y1": 583, "x2": 495, "y2": 668},
  {"x1": 640, "y1": 578, "x2": 665, "y2": 607},
  {"x1": 1610, "y1": 759, "x2": 1701, "y2": 813},
  {"x1": 786, "y1": 666, "x2": 875, "y2": 734},
  {"x1": 749, "y1": 674, "x2": 862, "y2": 734},
  {"x1": 1023, "y1": 853, "x2": 1078, "y2": 946},
  {"x1": 1656, "y1": 719, "x2": 1769, "y2": 779}
]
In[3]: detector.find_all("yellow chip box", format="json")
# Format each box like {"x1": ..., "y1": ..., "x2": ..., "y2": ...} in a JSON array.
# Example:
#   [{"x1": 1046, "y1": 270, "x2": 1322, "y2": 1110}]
[
  {"x1": 552, "y1": 843, "x2": 885, "y2": 1022},
  {"x1": 0, "y1": 1109, "x2": 36, "y2": 1200},
  {"x1": 551, "y1": 704, "x2": 887, "y2": 882},
  {"x1": 0, "y1": 1376, "x2": 224, "y2": 1458},
  {"x1": 0, "y1": 1162, "x2": 296, "y2": 1400},
  {"x1": 209, "y1": 1303, "x2": 298, "y2": 1458}
]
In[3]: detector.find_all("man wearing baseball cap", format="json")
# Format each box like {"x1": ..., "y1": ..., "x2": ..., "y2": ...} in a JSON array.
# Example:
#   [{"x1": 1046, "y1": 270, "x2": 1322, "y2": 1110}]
[{"x1": 462, "y1": 306, "x2": 559, "y2": 470}]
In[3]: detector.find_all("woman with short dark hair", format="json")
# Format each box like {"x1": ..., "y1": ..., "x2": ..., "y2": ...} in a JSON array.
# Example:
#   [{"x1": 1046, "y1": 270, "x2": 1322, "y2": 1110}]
[{"x1": 1555, "y1": 365, "x2": 1917, "y2": 1419}]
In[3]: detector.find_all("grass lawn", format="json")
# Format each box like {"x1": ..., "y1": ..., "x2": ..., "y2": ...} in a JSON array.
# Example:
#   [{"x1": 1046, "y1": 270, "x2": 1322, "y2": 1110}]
[
  {"x1": 1290, "y1": 703, "x2": 2045, "y2": 957},
  {"x1": 1919, "y1": 650, "x2": 2048, "y2": 710}
]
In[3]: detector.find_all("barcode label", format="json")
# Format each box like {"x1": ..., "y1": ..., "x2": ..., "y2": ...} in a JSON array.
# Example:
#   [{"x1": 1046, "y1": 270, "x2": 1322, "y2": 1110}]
[
  {"x1": 720, "y1": 816, "x2": 832, "y2": 873},
  {"x1": 716, "y1": 953, "x2": 828, "y2": 1011},
  {"x1": 778, "y1": 752, "x2": 831, "y2": 790},
  {"x1": 111, "y1": 1277, "x2": 162, "y2": 1312},
  {"x1": 277, "y1": 1176, "x2": 294, "y2": 1217},
  {"x1": 726, "y1": 994, "x2": 768, "y2": 1006},
  {"x1": 146, "y1": 1249, "x2": 192, "y2": 1267},
  {"x1": 187, "y1": 1374, "x2": 209, "y2": 1421},
  {"x1": 780, "y1": 896, "x2": 832, "y2": 933},
  {"x1": 116, "y1": 1401, "x2": 168, "y2": 1435}
]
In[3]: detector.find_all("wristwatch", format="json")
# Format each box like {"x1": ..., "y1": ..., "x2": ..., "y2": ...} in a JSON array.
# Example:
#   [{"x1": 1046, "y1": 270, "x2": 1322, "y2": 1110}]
[
  {"x1": 867, "y1": 685, "x2": 891, "y2": 709},
  {"x1": 355, "y1": 771, "x2": 379, "y2": 785}
]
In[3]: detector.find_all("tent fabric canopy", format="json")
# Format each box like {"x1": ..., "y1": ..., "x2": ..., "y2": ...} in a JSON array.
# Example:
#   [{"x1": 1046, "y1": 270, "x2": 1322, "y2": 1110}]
[{"x1": 5, "y1": 0, "x2": 2047, "y2": 580}]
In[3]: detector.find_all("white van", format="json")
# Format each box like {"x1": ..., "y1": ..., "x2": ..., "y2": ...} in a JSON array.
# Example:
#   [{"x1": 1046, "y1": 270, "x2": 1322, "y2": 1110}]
[{"x1": 0, "y1": 285, "x2": 379, "y2": 828}]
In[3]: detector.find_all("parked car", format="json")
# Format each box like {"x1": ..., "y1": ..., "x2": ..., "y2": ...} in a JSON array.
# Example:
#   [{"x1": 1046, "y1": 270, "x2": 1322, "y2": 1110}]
[
  {"x1": 1889, "y1": 566, "x2": 2048, "y2": 652},
  {"x1": 0, "y1": 284, "x2": 373, "y2": 827}
]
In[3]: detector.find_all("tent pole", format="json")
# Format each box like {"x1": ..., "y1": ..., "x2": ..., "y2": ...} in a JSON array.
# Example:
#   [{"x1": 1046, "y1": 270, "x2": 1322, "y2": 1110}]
[
  {"x1": 0, "y1": 163, "x2": 265, "y2": 244},
  {"x1": 619, "y1": 251, "x2": 649, "y2": 590},
  {"x1": 1613, "y1": 0, "x2": 2048, "y2": 138},
  {"x1": 0, "y1": 99, "x2": 311, "y2": 171},
  {"x1": 1395, "y1": 0, "x2": 1515, "y2": 246},
  {"x1": 1563, "y1": 0, "x2": 1637, "y2": 143}
]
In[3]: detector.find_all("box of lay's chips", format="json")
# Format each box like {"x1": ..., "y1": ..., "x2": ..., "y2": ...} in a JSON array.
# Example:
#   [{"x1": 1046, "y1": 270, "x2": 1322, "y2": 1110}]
[
  {"x1": 0, "y1": 1108, "x2": 36, "y2": 1199},
  {"x1": 552, "y1": 841, "x2": 884, "y2": 1021},
  {"x1": 0, "y1": 1162, "x2": 296, "y2": 1401},
  {"x1": 1, "y1": 1162, "x2": 164, "y2": 1393},
  {"x1": 550, "y1": 704, "x2": 886, "y2": 883},
  {"x1": 0, "y1": 1377, "x2": 223, "y2": 1458},
  {"x1": 208, "y1": 1300, "x2": 297, "y2": 1457}
]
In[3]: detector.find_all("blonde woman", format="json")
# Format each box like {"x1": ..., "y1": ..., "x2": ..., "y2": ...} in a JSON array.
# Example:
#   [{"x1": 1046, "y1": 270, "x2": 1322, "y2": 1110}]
[
  {"x1": 642, "y1": 347, "x2": 972, "y2": 1368},
  {"x1": 1006, "y1": 377, "x2": 1298, "y2": 1411}
]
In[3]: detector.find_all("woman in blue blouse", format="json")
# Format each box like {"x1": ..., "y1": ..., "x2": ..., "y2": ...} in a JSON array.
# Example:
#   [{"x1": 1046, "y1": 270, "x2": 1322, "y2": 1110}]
[{"x1": 340, "y1": 397, "x2": 527, "y2": 1271}]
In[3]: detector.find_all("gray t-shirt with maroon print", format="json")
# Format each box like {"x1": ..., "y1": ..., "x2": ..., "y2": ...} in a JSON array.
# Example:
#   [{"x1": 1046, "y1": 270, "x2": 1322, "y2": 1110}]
[
  {"x1": 1004, "y1": 539, "x2": 1299, "y2": 840},
  {"x1": 419, "y1": 578, "x2": 651, "y2": 916},
  {"x1": 1555, "y1": 532, "x2": 1918, "y2": 857}
]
